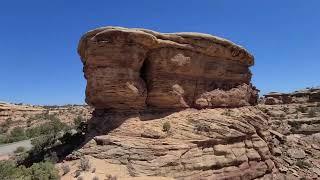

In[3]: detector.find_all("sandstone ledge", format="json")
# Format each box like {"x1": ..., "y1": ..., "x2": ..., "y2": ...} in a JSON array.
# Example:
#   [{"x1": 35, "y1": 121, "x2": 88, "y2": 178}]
[{"x1": 69, "y1": 107, "x2": 276, "y2": 179}]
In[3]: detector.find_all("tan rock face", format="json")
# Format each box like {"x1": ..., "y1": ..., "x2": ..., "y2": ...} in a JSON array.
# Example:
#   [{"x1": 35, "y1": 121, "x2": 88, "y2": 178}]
[
  {"x1": 69, "y1": 107, "x2": 275, "y2": 179},
  {"x1": 78, "y1": 26, "x2": 258, "y2": 110}
]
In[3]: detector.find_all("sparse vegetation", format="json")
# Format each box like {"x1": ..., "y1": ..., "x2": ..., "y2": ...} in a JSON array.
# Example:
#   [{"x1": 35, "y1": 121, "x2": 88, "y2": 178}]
[
  {"x1": 194, "y1": 122, "x2": 211, "y2": 133},
  {"x1": 222, "y1": 109, "x2": 232, "y2": 116},
  {"x1": 92, "y1": 167, "x2": 96, "y2": 173},
  {"x1": 162, "y1": 122, "x2": 171, "y2": 132},
  {"x1": 308, "y1": 108, "x2": 317, "y2": 118},
  {"x1": 0, "y1": 126, "x2": 28, "y2": 144},
  {"x1": 0, "y1": 118, "x2": 12, "y2": 134},
  {"x1": 75, "y1": 170, "x2": 81, "y2": 177},
  {"x1": 282, "y1": 106, "x2": 289, "y2": 113},
  {"x1": 290, "y1": 121, "x2": 301, "y2": 130},
  {"x1": 106, "y1": 175, "x2": 118, "y2": 180},
  {"x1": 80, "y1": 157, "x2": 90, "y2": 171},
  {"x1": 14, "y1": 146, "x2": 26, "y2": 154},
  {"x1": 61, "y1": 164, "x2": 70, "y2": 175},
  {"x1": 296, "y1": 160, "x2": 311, "y2": 169},
  {"x1": 0, "y1": 160, "x2": 59, "y2": 180},
  {"x1": 74, "y1": 115, "x2": 86, "y2": 127},
  {"x1": 297, "y1": 105, "x2": 308, "y2": 113}
]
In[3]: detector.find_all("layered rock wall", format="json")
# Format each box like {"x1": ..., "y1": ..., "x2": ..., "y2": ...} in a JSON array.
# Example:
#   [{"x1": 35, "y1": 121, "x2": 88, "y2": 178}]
[{"x1": 78, "y1": 27, "x2": 258, "y2": 110}]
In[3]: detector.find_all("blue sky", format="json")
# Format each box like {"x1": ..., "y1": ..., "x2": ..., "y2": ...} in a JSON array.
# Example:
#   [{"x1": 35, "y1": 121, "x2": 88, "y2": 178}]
[{"x1": 0, "y1": 1, "x2": 319, "y2": 105}]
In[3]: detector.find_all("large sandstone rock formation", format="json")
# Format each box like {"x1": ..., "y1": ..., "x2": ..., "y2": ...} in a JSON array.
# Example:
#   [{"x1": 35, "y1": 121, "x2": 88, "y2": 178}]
[
  {"x1": 78, "y1": 27, "x2": 258, "y2": 110},
  {"x1": 70, "y1": 27, "x2": 279, "y2": 179}
]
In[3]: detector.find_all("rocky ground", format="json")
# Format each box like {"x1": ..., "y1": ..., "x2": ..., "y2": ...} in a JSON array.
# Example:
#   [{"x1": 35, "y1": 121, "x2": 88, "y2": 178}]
[
  {"x1": 1, "y1": 97, "x2": 320, "y2": 179},
  {"x1": 258, "y1": 102, "x2": 320, "y2": 179}
]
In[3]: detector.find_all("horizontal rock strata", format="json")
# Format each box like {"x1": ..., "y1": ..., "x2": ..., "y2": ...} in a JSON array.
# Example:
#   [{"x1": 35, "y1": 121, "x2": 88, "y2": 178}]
[
  {"x1": 70, "y1": 107, "x2": 276, "y2": 179},
  {"x1": 78, "y1": 27, "x2": 258, "y2": 110}
]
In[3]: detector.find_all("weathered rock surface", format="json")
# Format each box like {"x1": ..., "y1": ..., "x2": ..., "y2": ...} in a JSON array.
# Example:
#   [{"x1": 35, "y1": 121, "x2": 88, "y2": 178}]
[
  {"x1": 263, "y1": 87, "x2": 320, "y2": 105},
  {"x1": 258, "y1": 90, "x2": 320, "y2": 179},
  {"x1": 68, "y1": 107, "x2": 277, "y2": 179},
  {"x1": 78, "y1": 26, "x2": 258, "y2": 110}
]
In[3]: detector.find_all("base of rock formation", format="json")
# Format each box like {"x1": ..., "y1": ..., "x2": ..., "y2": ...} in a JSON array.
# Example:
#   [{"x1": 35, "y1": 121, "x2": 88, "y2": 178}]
[{"x1": 64, "y1": 107, "x2": 278, "y2": 180}]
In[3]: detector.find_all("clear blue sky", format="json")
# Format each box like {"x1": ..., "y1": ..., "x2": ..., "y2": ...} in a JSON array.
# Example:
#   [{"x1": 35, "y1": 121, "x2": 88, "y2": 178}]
[{"x1": 0, "y1": 1, "x2": 319, "y2": 105}]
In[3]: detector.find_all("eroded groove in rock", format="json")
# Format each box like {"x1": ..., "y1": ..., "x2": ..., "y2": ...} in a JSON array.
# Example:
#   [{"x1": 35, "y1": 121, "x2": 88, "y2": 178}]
[{"x1": 78, "y1": 26, "x2": 258, "y2": 110}]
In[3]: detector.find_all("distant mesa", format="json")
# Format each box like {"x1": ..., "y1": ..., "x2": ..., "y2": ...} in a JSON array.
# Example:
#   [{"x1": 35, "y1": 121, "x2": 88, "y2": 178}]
[
  {"x1": 78, "y1": 26, "x2": 258, "y2": 111},
  {"x1": 263, "y1": 87, "x2": 320, "y2": 105}
]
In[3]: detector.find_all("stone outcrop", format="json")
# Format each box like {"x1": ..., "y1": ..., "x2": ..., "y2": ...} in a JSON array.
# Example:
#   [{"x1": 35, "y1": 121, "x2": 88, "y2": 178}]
[
  {"x1": 78, "y1": 26, "x2": 258, "y2": 111},
  {"x1": 263, "y1": 87, "x2": 320, "y2": 105},
  {"x1": 258, "y1": 89, "x2": 320, "y2": 179},
  {"x1": 70, "y1": 26, "x2": 279, "y2": 179},
  {"x1": 68, "y1": 108, "x2": 277, "y2": 179}
]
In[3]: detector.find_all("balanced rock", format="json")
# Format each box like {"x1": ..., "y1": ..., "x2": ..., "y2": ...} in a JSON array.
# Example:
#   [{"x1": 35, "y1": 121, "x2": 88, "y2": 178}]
[{"x1": 78, "y1": 26, "x2": 258, "y2": 110}]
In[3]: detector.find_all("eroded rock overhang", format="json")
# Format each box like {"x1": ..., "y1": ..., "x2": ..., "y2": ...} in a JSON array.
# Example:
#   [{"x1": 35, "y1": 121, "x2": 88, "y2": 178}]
[{"x1": 78, "y1": 26, "x2": 258, "y2": 110}]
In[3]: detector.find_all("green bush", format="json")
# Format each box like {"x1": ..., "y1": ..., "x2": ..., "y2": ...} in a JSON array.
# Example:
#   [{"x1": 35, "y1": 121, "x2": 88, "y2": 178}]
[
  {"x1": 0, "y1": 160, "x2": 59, "y2": 180},
  {"x1": 194, "y1": 122, "x2": 211, "y2": 133},
  {"x1": 0, "y1": 127, "x2": 28, "y2": 144},
  {"x1": 26, "y1": 119, "x2": 70, "y2": 138},
  {"x1": 0, "y1": 118, "x2": 12, "y2": 133},
  {"x1": 162, "y1": 122, "x2": 171, "y2": 132},
  {"x1": 296, "y1": 160, "x2": 311, "y2": 169},
  {"x1": 14, "y1": 146, "x2": 26, "y2": 154},
  {"x1": 222, "y1": 109, "x2": 232, "y2": 116},
  {"x1": 80, "y1": 157, "x2": 90, "y2": 171},
  {"x1": 28, "y1": 161, "x2": 59, "y2": 180},
  {"x1": 74, "y1": 115, "x2": 86, "y2": 127}
]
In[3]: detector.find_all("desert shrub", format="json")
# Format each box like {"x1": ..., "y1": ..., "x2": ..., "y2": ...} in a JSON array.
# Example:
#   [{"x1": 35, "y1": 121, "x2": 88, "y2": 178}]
[
  {"x1": 297, "y1": 105, "x2": 308, "y2": 113},
  {"x1": 5, "y1": 127, "x2": 28, "y2": 143},
  {"x1": 222, "y1": 109, "x2": 232, "y2": 116},
  {"x1": 93, "y1": 176, "x2": 99, "y2": 180},
  {"x1": 106, "y1": 175, "x2": 118, "y2": 180},
  {"x1": 75, "y1": 170, "x2": 81, "y2": 177},
  {"x1": 92, "y1": 167, "x2": 96, "y2": 173},
  {"x1": 194, "y1": 122, "x2": 211, "y2": 133},
  {"x1": 74, "y1": 115, "x2": 86, "y2": 127},
  {"x1": 0, "y1": 160, "x2": 59, "y2": 180},
  {"x1": 290, "y1": 121, "x2": 301, "y2": 130},
  {"x1": 162, "y1": 122, "x2": 171, "y2": 132},
  {"x1": 77, "y1": 176, "x2": 84, "y2": 180},
  {"x1": 14, "y1": 146, "x2": 26, "y2": 154},
  {"x1": 61, "y1": 164, "x2": 70, "y2": 175},
  {"x1": 26, "y1": 118, "x2": 70, "y2": 138},
  {"x1": 80, "y1": 157, "x2": 90, "y2": 171},
  {"x1": 282, "y1": 106, "x2": 289, "y2": 113},
  {"x1": 296, "y1": 160, "x2": 311, "y2": 169},
  {"x1": 28, "y1": 161, "x2": 59, "y2": 180},
  {"x1": 308, "y1": 108, "x2": 317, "y2": 118},
  {"x1": 0, "y1": 118, "x2": 12, "y2": 133}
]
